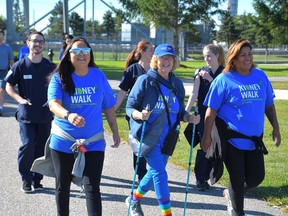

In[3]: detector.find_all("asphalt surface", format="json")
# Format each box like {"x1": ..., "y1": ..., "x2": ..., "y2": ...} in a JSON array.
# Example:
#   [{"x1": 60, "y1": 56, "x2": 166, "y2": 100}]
[{"x1": 0, "y1": 77, "x2": 286, "y2": 216}]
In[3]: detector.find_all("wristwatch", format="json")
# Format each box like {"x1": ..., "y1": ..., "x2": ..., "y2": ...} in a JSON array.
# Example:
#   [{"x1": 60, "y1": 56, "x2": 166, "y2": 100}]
[{"x1": 64, "y1": 111, "x2": 71, "y2": 120}]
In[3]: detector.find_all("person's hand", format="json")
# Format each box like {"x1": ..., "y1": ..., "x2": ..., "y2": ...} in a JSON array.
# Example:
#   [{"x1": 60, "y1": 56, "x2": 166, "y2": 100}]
[
  {"x1": 201, "y1": 134, "x2": 211, "y2": 152},
  {"x1": 187, "y1": 113, "x2": 200, "y2": 124},
  {"x1": 18, "y1": 98, "x2": 32, "y2": 105},
  {"x1": 199, "y1": 70, "x2": 213, "y2": 82},
  {"x1": 141, "y1": 109, "x2": 151, "y2": 121},
  {"x1": 271, "y1": 128, "x2": 281, "y2": 147},
  {"x1": 67, "y1": 113, "x2": 86, "y2": 128},
  {"x1": 111, "y1": 133, "x2": 121, "y2": 148}
]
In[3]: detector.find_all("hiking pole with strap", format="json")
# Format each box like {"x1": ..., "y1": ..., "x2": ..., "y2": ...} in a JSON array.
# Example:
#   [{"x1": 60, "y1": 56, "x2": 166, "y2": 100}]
[
  {"x1": 127, "y1": 104, "x2": 150, "y2": 216},
  {"x1": 183, "y1": 106, "x2": 198, "y2": 216}
]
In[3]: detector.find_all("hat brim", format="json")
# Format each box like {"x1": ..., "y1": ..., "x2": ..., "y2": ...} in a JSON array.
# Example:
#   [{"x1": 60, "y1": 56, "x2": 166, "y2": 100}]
[{"x1": 156, "y1": 52, "x2": 176, "y2": 57}]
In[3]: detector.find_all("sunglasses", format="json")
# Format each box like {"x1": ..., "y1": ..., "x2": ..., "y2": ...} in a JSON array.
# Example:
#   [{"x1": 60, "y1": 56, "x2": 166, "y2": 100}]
[
  {"x1": 29, "y1": 39, "x2": 45, "y2": 44},
  {"x1": 69, "y1": 48, "x2": 91, "y2": 55}
]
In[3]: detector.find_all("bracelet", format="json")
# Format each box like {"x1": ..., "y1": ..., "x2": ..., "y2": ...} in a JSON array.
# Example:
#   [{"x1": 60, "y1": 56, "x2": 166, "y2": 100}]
[{"x1": 64, "y1": 111, "x2": 71, "y2": 120}]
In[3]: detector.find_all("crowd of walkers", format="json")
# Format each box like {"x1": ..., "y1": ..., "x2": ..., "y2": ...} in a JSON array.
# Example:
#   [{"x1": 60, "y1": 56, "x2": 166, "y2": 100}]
[{"x1": 0, "y1": 29, "x2": 281, "y2": 216}]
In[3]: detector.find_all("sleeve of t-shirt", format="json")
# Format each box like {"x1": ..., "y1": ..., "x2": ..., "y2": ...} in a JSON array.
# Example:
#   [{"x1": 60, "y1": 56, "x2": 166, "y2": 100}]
[
  {"x1": 118, "y1": 67, "x2": 134, "y2": 92},
  {"x1": 5, "y1": 62, "x2": 20, "y2": 85},
  {"x1": 203, "y1": 75, "x2": 226, "y2": 111},
  {"x1": 264, "y1": 75, "x2": 275, "y2": 106},
  {"x1": 48, "y1": 73, "x2": 63, "y2": 101}
]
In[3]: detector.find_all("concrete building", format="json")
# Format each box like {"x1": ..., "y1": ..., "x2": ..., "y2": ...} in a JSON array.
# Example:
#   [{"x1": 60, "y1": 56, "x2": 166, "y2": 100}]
[{"x1": 228, "y1": 0, "x2": 238, "y2": 16}]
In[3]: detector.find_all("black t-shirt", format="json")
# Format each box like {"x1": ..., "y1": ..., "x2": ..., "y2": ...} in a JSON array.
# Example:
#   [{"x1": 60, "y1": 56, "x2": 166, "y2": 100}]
[
  {"x1": 119, "y1": 63, "x2": 146, "y2": 93},
  {"x1": 6, "y1": 57, "x2": 56, "y2": 123}
]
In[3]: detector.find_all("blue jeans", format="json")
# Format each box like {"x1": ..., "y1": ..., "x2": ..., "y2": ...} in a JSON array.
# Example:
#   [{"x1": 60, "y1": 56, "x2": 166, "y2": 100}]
[
  {"x1": 139, "y1": 144, "x2": 170, "y2": 200},
  {"x1": 18, "y1": 122, "x2": 51, "y2": 183}
]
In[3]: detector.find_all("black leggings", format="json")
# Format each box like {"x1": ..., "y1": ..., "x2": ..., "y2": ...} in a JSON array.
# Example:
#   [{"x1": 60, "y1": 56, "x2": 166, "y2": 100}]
[
  {"x1": 51, "y1": 149, "x2": 105, "y2": 216},
  {"x1": 224, "y1": 144, "x2": 265, "y2": 216}
]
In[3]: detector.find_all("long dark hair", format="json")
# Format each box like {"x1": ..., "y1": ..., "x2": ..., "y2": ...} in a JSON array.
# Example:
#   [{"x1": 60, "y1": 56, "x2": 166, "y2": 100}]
[
  {"x1": 124, "y1": 40, "x2": 153, "y2": 71},
  {"x1": 49, "y1": 37, "x2": 97, "y2": 96}
]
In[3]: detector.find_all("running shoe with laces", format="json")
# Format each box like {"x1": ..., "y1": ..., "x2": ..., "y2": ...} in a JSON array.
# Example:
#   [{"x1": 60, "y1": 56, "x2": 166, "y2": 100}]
[
  {"x1": 125, "y1": 196, "x2": 144, "y2": 216},
  {"x1": 33, "y1": 183, "x2": 43, "y2": 191},
  {"x1": 21, "y1": 181, "x2": 33, "y2": 193}
]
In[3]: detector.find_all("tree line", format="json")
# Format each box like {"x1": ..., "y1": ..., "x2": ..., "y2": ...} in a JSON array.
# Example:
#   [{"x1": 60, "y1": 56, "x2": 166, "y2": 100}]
[{"x1": 0, "y1": 0, "x2": 287, "y2": 52}]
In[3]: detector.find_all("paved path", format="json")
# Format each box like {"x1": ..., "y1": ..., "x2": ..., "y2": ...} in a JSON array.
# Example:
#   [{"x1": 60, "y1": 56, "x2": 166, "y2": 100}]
[{"x1": 0, "y1": 93, "x2": 286, "y2": 215}]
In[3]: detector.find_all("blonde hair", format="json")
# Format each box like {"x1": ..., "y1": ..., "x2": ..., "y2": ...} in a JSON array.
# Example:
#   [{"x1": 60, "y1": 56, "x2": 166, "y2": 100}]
[
  {"x1": 150, "y1": 55, "x2": 179, "y2": 71},
  {"x1": 203, "y1": 44, "x2": 226, "y2": 66},
  {"x1": 223, "y1": 39, "x2": 255, "y2": 73}
]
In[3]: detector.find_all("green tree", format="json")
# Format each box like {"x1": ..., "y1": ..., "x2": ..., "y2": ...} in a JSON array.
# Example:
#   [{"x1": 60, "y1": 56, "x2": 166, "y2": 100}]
[
  {"x1": 216, "y1": 11, "x2": 239, "y2": 46},
  {"x1": 101, "y1": 11, "x2": 116, "y2": 39},
  {"x1": 69, "y1": 12, "x2": 84, "y2": 36},
  {"x1": 47, "y1": 1, "x2": 64, "y2": 38},
  {"x1": 0, "y1": 15, "x2": 6, "y2": 30},
  {"x1": 253, "y1": 0, "x2": 288, "y2": 45},
  {"x1": 118, "y1": 0, "x2": 225, "y2": 54},
  {"x1": 86, "y1": 19, "x2": 102, "y2": 39}
]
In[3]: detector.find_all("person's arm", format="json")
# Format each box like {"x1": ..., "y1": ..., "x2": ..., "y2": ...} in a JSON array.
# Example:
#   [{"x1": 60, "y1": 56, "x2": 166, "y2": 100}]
[
  {"x1": 114, "y1": 89, "x2": 127, "y2": 111},
  {"x1": 265, "y1": 104, "x2": 281, "y2": 147},
  {"x1": 6, "y1": 83, "x2": 31, "y2": 105},
  {"x1": 185, "y1": 75, "x2": 200, "y2": 112},
  {"x1": 9, "y1": 59, "x2": 14, "y2": 68},
  {"x1": 103, "y1": 107, "x2": 121, "y2": 148},
  {"x1": 201, "y1": 107, "x2": 217, "y2": 152},
  {"x1": 48, "y1": 99, "x2": 86, "y2": 128}
]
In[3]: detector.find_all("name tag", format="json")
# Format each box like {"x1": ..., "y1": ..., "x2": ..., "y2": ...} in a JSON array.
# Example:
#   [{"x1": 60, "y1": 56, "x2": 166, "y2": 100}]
[{"x1": 23, "y1": 75, "x2": 32, "y2": 79}]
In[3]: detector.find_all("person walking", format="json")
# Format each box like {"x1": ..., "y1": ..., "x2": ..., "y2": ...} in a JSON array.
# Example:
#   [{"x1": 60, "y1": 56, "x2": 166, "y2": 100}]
[
  {"x1": 5, "y1": 31, "x2": 56, "y2": 193},
  {"x1": 185, "y1": 43, "x2": 225, "y2": 191},
  {"x1": 18, "y1": 37, "x2": 30, "y2": 60},
  {"x1": 58, "y1": 34, "x2": 74, "y2": 60},
  {"x1": 126, "y1": 44, "x2": 200, "y2": 216},
  {"x1": 46, "y1": 37, "x2": 120, "y2": 216},
  {"x1": 115, "y1": 40, "x2": 154, "y2": 182},
  {"x1": 201, "y1": 39, "x2": 281, "y2": 216},
  {"x1": 0, "y1": 29, "x2": 14, "y2": 116}
]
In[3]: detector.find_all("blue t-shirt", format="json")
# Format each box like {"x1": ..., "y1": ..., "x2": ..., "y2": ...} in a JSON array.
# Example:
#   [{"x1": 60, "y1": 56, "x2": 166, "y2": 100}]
[
  {"x1": 0, "y1": 43, "x2": 14, "y2": 70},
  {"x1": 204, "y1": 68, "x2": 275, "y2": 150},
  {"x1": 18, "y1": 46, "x2": 30, "y2": 60},
  {"x1": 48, "y1": 67, "x2": 116, "y2": 153},
  {"x1": 144, "y1": 83, "x2": 180, "y2": 148}
]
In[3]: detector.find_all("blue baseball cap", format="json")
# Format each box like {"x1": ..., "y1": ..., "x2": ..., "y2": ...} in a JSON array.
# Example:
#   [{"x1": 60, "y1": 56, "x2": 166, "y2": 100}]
[{"x1": 154, "y1": 44, "x2": 176, "y2": 57}]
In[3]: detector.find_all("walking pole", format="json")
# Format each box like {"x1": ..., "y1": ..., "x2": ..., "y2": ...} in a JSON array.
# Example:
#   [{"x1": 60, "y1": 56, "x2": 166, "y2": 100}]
[
  {"x1": 127, "y1": 104, "x2": 150, "y2": 216},
  {"x1": 183, "y1": 106, "x2": 198, "y2": 216}
]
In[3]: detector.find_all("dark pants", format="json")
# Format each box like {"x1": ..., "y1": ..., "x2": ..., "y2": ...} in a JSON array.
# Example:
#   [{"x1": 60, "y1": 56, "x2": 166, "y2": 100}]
[
  {"x1": 50, "y1": 149, "x2": 104, "y2": 216},
  {"x1": 224, "y1": 144, "x2": 265, "y2": 216},
  {"x1": 18, "y1": 122, "x2": 51, "y2": 184}
]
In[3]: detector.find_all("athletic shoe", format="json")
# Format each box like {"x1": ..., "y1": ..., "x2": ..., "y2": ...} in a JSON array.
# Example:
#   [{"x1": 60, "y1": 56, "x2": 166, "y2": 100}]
[
  {"x1": 196, "y1": 180, "x2": 206, "y2": 191},
  {"x1": 223, "y1": 189, "x2": 235, "y2": 216},
  {"x1": 21, "y1": 181, "x2": 33, "y2": 193},
  {"x1": 33, "y1": 183, "x2": 43, "y2": 191},
  {"x1": 125, "y1": 196, "x2": 144, "y2": 216}
]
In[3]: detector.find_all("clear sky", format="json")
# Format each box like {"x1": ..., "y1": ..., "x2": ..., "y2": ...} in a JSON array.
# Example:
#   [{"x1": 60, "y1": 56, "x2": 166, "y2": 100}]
[{"x1": 0, "y1": 0, "x2": 256, "y2": 31}]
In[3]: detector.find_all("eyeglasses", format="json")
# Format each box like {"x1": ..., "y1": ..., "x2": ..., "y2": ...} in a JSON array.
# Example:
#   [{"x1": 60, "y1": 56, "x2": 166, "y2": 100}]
[
  {"x1": 29, "y1": 39, "x2": 45, "y2": 44},
  {"x1": 69, "y1": 48, "x2": 91, "y2": 55}
]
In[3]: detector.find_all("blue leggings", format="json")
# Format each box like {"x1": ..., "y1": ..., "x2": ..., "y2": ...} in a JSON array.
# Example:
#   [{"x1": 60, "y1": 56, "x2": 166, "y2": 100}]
[{"x1": 138, "y1": 144, "x2": 170, "y2": 199}]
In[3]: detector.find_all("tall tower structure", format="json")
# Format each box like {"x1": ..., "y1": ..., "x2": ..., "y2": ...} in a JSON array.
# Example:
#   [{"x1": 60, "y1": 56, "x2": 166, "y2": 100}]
[{"x1": 228, "y1": 0, "x2": 238, "y2": 16}]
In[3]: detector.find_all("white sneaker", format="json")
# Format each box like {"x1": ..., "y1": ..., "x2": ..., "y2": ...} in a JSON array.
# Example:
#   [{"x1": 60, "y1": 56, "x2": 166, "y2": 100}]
[
  {"x1": 223, "y1": 189, "x2": 235, "y2": 216},
  {"x1": 126, "y1": 196, "x2": 144, "y2": 216}
]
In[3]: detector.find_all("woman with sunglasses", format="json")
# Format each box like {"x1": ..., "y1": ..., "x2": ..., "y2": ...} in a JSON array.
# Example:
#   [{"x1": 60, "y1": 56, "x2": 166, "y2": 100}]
[{"x1": 47, "y1": 37, "x2": 120, "y2": 215}]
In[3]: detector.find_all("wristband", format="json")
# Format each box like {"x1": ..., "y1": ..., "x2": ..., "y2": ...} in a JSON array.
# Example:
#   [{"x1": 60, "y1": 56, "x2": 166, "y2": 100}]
[{"x1": 64, "y1": 111, "x2": 71, "y2": 120}]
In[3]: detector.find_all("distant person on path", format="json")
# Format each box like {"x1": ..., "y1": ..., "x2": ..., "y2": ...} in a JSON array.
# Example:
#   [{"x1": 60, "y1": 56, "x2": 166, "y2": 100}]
[
  {"x1": 115, "y1": 40, "x2": 154, "y2": 183},
  {"x1": 58, "y1": 34, "x2": 74, "y2": 60},
  {"x1": 201, "y1": 39, "x2": 281, "y2": 216},
  {"x1": 126, "y1": 44, "x2": 200, "y2": 216},
  {"x1": 0, "y1": 29, "x2": 14, "y2": 116},
  {"x1": 5, "y1": 31, "x2": 56, "y2": 193},
  {"x1": 18, "y1": 38, "x2": 30, "y2": 60},
  {"x1": 47, "y1": 37, "x2": 120, "y2": 215},
  {"x1": 185, "y1": 43, "x2": 225, "y2": 191}
]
